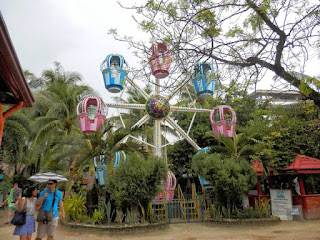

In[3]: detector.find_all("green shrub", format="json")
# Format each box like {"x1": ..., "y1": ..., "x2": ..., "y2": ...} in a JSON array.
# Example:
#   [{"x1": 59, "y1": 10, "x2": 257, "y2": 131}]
[
  {"x1": 64, "y1": 192, "x2": 87, "y2": 221},
  {"x1": 254, "y1": 199, "x2": 271, "y2": 218},
  {"x1": 106, "y1": 153, "x2": 167, "y2": 220},
  {"x1": 104, "y1": 201, "x2": 115, "y2": 224},
  {"x1": 91, "y1": 208, "x2": 104, "y2": 225},
  {"x1": 210, "y1": 200, "x2": 271, "y2": 219},
  {"x1": 192, "y1": 152, "x2": 256, "y2": 209}
]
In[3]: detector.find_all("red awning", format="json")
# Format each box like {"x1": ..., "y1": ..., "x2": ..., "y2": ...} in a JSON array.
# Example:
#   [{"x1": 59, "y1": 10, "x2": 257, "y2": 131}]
[
  {"x1": 251, "y1": 159, "x2": 264, "y2": 176},
  {"x1": 285, "y1": 154, "x2": 320, "y2": 171},
  {"x1": 0, "y1": 12, "x2": 34, "y2": 107}
]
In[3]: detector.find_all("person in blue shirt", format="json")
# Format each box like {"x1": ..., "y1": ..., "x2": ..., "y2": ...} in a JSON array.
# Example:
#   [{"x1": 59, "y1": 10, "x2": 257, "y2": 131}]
[{"x1": 35, "y1": 180, "x2": 65, "y2": 240}]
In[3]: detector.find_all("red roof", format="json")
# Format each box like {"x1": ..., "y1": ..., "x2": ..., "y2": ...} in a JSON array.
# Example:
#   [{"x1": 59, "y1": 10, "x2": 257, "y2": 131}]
[
  {"x1": 0, "y1": 13, "x2": 34, "y2": 107},
  {"x1": 285, "y1": 154, "x2": 320, "y2": 171},
  {"x1": 251, "y1": 159, "x2": 264, "y2": 175}
]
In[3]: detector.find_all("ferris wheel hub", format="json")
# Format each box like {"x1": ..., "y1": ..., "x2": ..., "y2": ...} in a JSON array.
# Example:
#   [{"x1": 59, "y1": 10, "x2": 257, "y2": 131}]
[{"x1": 145, "y1": 95, "x2": 170, "y2": 119}]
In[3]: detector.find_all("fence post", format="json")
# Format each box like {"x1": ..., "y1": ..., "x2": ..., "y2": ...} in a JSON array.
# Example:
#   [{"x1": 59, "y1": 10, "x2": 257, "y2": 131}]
[
  {"x1": 200, "y1": 199, "x2": 204, "y2": 221},
  {"x1": 187, "y1": 200, "x2": 190, "y2": 222}
]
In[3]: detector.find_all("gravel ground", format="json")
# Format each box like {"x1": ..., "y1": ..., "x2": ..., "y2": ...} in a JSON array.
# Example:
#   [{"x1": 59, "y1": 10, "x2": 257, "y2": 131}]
[{"x1": 1, "y1": 208, "x2": 320, "y2": 240}]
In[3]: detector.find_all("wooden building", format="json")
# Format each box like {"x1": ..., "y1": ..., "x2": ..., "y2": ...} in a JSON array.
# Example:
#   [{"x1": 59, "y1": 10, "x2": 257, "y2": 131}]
[
  {"x1": 250, "y1": 155, "x2": 320, "y2": 219},
  {"x1": 0, "y1": 12, "x2": 34, "y2": 147}
]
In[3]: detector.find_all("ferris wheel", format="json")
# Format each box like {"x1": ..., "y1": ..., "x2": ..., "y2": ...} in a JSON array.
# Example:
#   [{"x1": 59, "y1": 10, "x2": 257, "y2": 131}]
[
  {"x1": 77, "y1": 43, "x2": 236, "y2": 200},
  {"x1": 99, "y1": 43, "x2": 218, "y2": 157}
]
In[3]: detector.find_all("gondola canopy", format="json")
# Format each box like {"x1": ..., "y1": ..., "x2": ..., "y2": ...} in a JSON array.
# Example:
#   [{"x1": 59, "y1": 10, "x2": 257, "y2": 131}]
[
  {"x1": 164, "y1": 170, "x2": 176, "y2": 202},
  {"x1": 113, "y1": 151, "x2": 127, "y2": 169},
  {"x1": 94, "y1": 155, "x2": 107, "y2": 185},
  {"x1": 101, "y1": 54, "x2": 128, "y2": 93},
  {"x1": 77, "y1": 95, "x2": 107, "y2": 133},
  {"x1": 210, "y1": 105, "x2": 236, "y2": 138},
  {"x1": 192, "y1": 62, "x2": 215, "y2": 99},
  {"x1": 149, "y1": 43, "x2": 171, "y2": 79}
]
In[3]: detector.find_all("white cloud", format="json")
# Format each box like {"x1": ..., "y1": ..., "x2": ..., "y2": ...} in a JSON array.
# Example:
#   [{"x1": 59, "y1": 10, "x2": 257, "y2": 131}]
[{"x1": 1, "y1": 0, "x2": 143, "y2": 106}]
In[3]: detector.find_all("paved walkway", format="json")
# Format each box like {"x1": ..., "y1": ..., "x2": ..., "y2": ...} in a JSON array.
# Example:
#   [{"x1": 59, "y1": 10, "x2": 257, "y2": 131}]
[{"x1": 1, "y1": 209, "x2": 320, "y2": 239}]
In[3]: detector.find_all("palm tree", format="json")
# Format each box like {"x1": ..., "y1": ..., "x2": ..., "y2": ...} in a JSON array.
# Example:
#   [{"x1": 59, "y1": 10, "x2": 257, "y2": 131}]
[
  {"x1": 57, "y1": 121, "x2": 145, "y2": 215},
  {"x1": 2, "y1": 108, "x2": 33, "y2": 175},
  {"x1": 205, "y1": 132, "x2": 256, "y2": 162},
  {"x1": 42, "y1": 62, "x2": 82, "y2": 86},
  {"x1": 27, "y1": 63, "x2": 92, "y2": 172}
]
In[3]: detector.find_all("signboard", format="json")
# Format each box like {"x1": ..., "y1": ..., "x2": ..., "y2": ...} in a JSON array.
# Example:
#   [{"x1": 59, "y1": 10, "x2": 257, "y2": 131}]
[
  {"x1": 291, "y1": 207, "x2": 299, "y2": 215},
  {"x1": 270, "y1": 189, "x2": 293, "y2": 220}
]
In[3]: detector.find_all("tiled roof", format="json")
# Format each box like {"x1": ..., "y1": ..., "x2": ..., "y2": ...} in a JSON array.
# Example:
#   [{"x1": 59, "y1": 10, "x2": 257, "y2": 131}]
[
  {"x1": 251, "y1": 159, "x2": 264, "y2": 174},
  {"x1": 285, "y1": 154, "x2": 320, "y2": 171}
]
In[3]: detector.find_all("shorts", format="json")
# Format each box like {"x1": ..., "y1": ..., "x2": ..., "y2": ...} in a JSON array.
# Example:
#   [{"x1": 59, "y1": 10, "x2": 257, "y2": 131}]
[
  {"x1": 36, "y1": 218, "x2": 59, "y2": 238},
  {"x1": 8, "y1": 203, "x2": 17, "y2": 211}
]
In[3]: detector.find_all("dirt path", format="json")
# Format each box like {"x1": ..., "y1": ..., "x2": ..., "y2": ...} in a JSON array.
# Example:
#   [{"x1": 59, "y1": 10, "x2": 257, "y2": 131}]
[{"x1": 1, "y1": 209, "x2": 320, "y2": 240}]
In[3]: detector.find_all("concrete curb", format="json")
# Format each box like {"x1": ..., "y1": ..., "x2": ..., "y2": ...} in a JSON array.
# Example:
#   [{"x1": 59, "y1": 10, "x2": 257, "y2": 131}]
[
  {"x1": 61, "y1": 220, "x2": 169, "y2": 232},
  {"x1": 205, "y1": 217, "x2": 281, "y2": 225}
]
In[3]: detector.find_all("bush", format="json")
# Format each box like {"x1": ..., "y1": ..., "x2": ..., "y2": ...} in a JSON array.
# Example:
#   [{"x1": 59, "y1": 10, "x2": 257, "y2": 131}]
[
  {"x1": 91, "y1": 208, "x2": 105, "y2": 225},
  {"x1": 106, "y1": 153, "x2": 167, "y2": 218},
  {"x1": 192, "y1": 152, "x2": 256, "y2": 209},
  {"x1": 64, "y1": 192, "x2": 87, "y2": 221},
  {"x1": 210, "y1": 199, "x2": 271, "y2": 219}
]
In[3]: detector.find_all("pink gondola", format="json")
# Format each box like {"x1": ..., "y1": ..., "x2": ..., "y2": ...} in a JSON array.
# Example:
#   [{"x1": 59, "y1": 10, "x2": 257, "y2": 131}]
[
  {"x1": 164, "y1": 171, "x2": 176, "y2": 202},
  {"x1": 149, "y1": 43, "x2": 171, "y2": 79},
  {"x1": 154, "y1": 192, "x2": 165, "y2": 201},
  {"x1": 77, "y1": 96, "x2": 107, "y2": 133},
  {"x1": 210, "y1": 105, "x2": 236, "y2": 138}
]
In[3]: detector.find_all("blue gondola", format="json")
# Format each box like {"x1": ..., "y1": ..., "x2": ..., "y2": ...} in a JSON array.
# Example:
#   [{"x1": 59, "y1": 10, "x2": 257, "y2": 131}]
[
  {"x1": 197, "y1": 147, "x2": 212, "y2": 189},
  {"x1": 100, "y1": 54, "x2": 128, "y2": 93},
  {"x1": 113, "y1": 151, "x2": 126, "y2": 169},
  {"x1": 192, "y1": 62, "x2": 215, "y2": 99},
  {"x1": 94, "y1": 155, "x2": 107, "y2": 185}
]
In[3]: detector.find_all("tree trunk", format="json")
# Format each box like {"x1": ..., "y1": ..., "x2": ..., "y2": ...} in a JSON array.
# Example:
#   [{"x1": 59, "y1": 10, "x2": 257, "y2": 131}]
[{"x1": 86, "y1": 171, "x2": 98, "y2": 216}]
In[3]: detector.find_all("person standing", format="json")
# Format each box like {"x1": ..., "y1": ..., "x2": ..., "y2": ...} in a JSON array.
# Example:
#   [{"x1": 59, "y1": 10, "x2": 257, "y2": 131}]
[
  {"x1": 1, "y1": 183, "x2": 22, "y2": 224},
  {"x1": 35, "y1": 180, "x2": 65, "y2": 240},
  {"x1": 13, "y1": 186, "x2": 38, "y2": 240}
]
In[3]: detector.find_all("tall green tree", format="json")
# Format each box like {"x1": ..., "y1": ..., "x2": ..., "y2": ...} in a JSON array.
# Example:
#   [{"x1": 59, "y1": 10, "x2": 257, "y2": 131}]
[
  {"x1": 2, "y1": 108, "x2": 33, "y2": 175},
  {"x1": 243, "y1": 101, "x2": 320, "y2": 169},
  {"x1": 167, "y1": 86, "x2": 259, "y2": 182},
  {"x1": 27, "y1": 63, "x2": 91, "y2": 172},
  {"x1": 192, "y1": 152, "x2": 256, "y2": 209},
  {"x1": 116, "y1": 0, "x2": 320, "y2": 107},
  {"x1": 205, "y1": 132, "x2": 256, "y2": 162}
]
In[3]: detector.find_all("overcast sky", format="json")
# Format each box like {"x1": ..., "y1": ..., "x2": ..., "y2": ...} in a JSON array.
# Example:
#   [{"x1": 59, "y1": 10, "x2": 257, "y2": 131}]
[
  {"x1": 1, "y1": 0, "x2": 143, "y2": 106},
  {"x1": 2, "y1": 0, "x2": 319, "y2": 104}
]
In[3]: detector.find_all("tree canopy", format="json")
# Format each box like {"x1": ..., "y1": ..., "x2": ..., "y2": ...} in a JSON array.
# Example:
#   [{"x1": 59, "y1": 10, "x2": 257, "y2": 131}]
[{"x1": 115, "y1": 0, "x2": 320, "y2": 106}]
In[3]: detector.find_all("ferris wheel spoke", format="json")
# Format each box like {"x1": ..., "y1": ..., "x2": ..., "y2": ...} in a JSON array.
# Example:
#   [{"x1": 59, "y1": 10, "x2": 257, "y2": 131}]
[
  {"x1": 126, "y1": 78, "x2": 150, "y2": 100},
  {"x1": 170, "y1": 106, "x2": 212, "y2": 113},
  {"x1": 131, "y1": 114, "x2": 151, "y2": 129},
  {"x1": 127, "y1": 134, "x2": 154, "y2": 148},
  {"x1": 167, "y1": 78, "x2": 191, "y2": 101},
  {"x1": 187, "y1": 112, "x2": 197, "y2": 135},
  {"x1": 161, "y1": 138, "x2": 184, "y2": 148},
  {"x1": 106, "y1": 103, "x2": 145, "y2": 110},
  {"x1": 165, "y1": 116, "x2": 201, "y2": 151}
]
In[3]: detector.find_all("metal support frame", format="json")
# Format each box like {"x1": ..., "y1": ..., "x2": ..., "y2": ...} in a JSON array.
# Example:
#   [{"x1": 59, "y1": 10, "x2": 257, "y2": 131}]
[
  {"x1": 187, "y1": 112, "x2": 197, "y2": 135},
  {"x1": 132, "y1": 115, "x2": 150, "y2": 129},
  {"x1": 165, "y1": 116, "x2": 201, "y2": 151},
  {"x1": 128, "y1": 134, "x2": 154, "y2": 148},
  {"x1": 126, "y1": 78, "x2": 150, "y2": 100},
  {"x1": 167, "y1": 78, "x2": 191, "y2": 101},
  {"x1": 171, "y1": 106, "x2": 211, "y2": 113},
  {"x1": 116, "y1": 108, "x2": 126, "y2": 128},
  {"x1": 106, "y1": 103, "x2": 145, "y2": 110},
  {"x1": 154, "y1": 78, "x2": 162, "y2": 157},
  {"x1": 105, "y1": 69, "x2": 212, "y2": 157}
]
